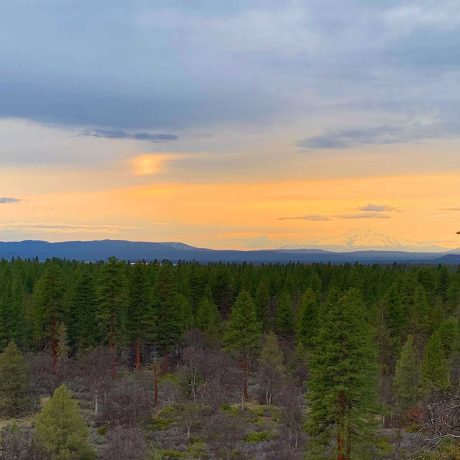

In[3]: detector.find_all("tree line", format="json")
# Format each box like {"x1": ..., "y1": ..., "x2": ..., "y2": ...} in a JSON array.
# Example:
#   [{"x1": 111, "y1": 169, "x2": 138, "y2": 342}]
[{"x1": 0, "y1": 257, "x2": 459, "y2": 458}]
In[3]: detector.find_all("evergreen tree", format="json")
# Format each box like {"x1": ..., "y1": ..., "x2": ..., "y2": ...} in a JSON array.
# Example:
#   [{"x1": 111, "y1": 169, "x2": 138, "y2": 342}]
[
  {"x1": 152, "y1": 262, "x2": 184, "y2": 356},
  {"x1": 68, "y1": 268, "x2": 98, "y2": 354},
  {"x1": 421, "y1": 332, "x2": 450, "y2": 394},
  {"x1": 254, "y1": 277, "x2": 271, "y2": 329},
  {"x1": 224, "y1": 291, "x2": 262, "y2": 401},
  {"x1": 0, "y1": 341, "x2": 34, "y2": 417},
  {"x1": 33, "y1": 264, "x2": 65, "y2": 373},
  {"x1": 307, "y1": 289, "x2": 377, "y2": 459},
  {"x1": 258, "y1": 332, "x2": 285, "y2": 405},
  {"x1": 295, "y1": 287, "x2": 318, "y2": 349},
  {"x1": 275, "y1": 291, "x2": 294, "y2": 337},
  {"x1": 393, "y1": 335, "x2": 419, "y2": 414},
  {"x1": 195, "y1": 296, "x2": 220, "y2": 336},
  {"x1": 96, "y1": 257, "x2": 128, "y2": 353},
  {"x1": 127, "y1": 263, "x2": 154, "y2": 369},
  {"x1": 35, "y1": 384, "x2": 95, "y2": 460}
]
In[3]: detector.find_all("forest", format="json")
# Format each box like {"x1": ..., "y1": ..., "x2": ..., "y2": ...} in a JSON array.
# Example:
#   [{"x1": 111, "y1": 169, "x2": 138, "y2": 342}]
[{"x1": 0, "y1": 257, "x2": 459, "y2": 459}]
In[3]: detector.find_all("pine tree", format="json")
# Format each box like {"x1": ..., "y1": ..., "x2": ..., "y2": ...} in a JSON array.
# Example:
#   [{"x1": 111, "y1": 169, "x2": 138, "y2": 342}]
[
  {"x1": 275, "y1": 291, "x2": 294, "y2": 337},
  {"x1": 258, "y1": 332, "x2": 285, "y2": 405},
  {"x1": 295, "y1": 287, "x2": 318, "y2": 349},
  {"x1": 96, "y1": 257, "x2": 128, "y2": 363},
  {"x1": 35, "y1": 384, "x2": 95, "y2": 460},
  {"x1": 127, "y1": 263, "x2": 154, "y2": 369},
  {"x1": 394, "y1": 335, "x2": 420, "y2": 414},
  {"x1": 195, "y1": 296, "x2": 220, "y2": 336},
  {"x1": 224, "y1": 291, "x2": 262, "y2": 401},
  {"x1": 254, "y1": 278, "x2": 271, "y2": 329},
  {"x1": 33, "y1": 264, "x2": 65, "y2": 373},
  {"x1": 68, "y1": 268, "x2": 98, "y2": 354},
  {"x1": 421, "y1": 332, "x2": 450, "y2": 394},
  {"x1": 0, "y1": 341, "x2": 34, "y2": 416},
  {"x1": 152, "y1": 262, "x2": 182, "y2": 357},
  {"x1": 307, "y1": 289, "x2": 377, "y2": 459}
]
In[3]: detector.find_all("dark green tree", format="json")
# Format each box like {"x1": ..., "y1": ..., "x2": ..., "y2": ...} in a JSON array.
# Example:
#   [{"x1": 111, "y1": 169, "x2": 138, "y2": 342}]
[
  {"x1": 68, "y1": 268, "x2": 98, "y2": 354},
  {"x1": 194, "y1": 296, "x2": 220, "y2": 336},
  {"x1": 275, "y1": 291, "x2": 294, "y2": 337},
  {"x1": 33, "y1": 264, "x2": 65, "y2": 373},
  {"x1": 153, "y1": 263, "x2": 185, "y2": 358},
  {"x1": 224, "y1": 291, "x2": 262, "y2": 401},
  {"x1": 295, "y1": 287, "x2": 318, "y2": 349},
  {"x1": 96, "y1": 257, "x2": 128, "y2": 376},
  {"x1": 393, "y1": 335, "x2": 420, "y2": 414},
  {"x1": 127, "y1": 263, "x2": 154, "y2": 369},
  {"x1": 307, "y1": 289, "x2": 377, "y2": 459}
]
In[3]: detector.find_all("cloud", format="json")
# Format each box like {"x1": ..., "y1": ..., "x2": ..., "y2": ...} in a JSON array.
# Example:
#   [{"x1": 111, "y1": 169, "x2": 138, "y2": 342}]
[
  {"x1": 297, "y1": 122, "x2": 446, "y2": 150},
  {"x1": 2, "y1": 0, "x2": 460, "y2": 138},
  {"x1": 336, "y1": 212, "x2": 390, "y2": 220},
  {"x1": 0, "y1": 197, "x2": 21, "y2": 204},
  {"x1": 359, "y1": 203, "x2": 395, "y2": 212},
  {"x1": 441, "y1": 207, "x2": 460, "y2": 211},
  {"x1": 0, "y1": 223, "x2": 137, "y2": 234},
  {"x1": 278, "y1": 214, "x2": 330, "y2": 221},
  {"x1": 278, "y1": 211, "x2": 391, "y2": 221},
  {"x1": 84, "y1": 129, "x2": 178, "y2": 143}
]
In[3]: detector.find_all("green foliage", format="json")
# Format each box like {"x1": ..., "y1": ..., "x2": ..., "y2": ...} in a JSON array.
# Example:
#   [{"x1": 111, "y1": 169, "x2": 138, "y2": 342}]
[
  {"x1": 295, "y1": 287, "x2": 318, "y2": 349},
  {"x1": 35, "y1": 384, "x2": 95, "y2": 460},
  {"x1": 394, "y1": 335, "x2": 420, "y2": 413},
  {"x1": 194, "y1": 296, "x2": 220, "y2": 335},
  {"x1": 33, "y1": 264, "x2": 65, "y2": 350},
  {"x1": 96, "y1": 257, "x2": 128, "y2": 349},
  {"x1": 0, "y1": 340, "x2": 34, "y2": 416},
  {"x1": 243, "y1": 431, "x2": 272, "y2": 443},
  {"x1": 224, "y1": 291, "x2": 262, "y2": 360},
  {"x1": 68, "y1": 267, "x2": 99, "y2": 353},
  {"x1": 307, "y1": 289, "x2": 378, "y2": 458},
  {"x1": 274, "y1": 291, "x2": 294, "y2": 336},
  {"x1": 421, "y1": 332, "x2": 450, "y2": 394},
  {"x1": 153, "y1": 263, "x2": 185, "y2": 353},
  {"x1": 259, "y1": 332, "x2": 285, "y2": 405}
]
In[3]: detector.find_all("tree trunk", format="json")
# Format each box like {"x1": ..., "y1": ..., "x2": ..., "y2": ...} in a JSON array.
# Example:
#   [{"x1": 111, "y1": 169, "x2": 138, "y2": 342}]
[
  {"x1": 51, "y1": 317, "x2": 58, "y2": 374},
  {"x1": 337, "y1": 431, "x2": 345, "y2": 460},
  {"x1": 135, "y1": 336, "x2": 141, "y2": 370},
  {"x1": 153, "y1": 364, "x2": 159, "y2": 405},
  {"x1": 240, "y1": 356, "x2": 249, "y2": 401}
]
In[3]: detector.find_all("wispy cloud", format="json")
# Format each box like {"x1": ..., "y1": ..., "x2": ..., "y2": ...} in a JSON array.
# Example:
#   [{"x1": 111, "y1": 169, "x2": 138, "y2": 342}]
[
  {"x1": 0, "y1": 223, "x2": 138, "y2": 234},
  {"x1": 278, "y1": 214, "x2": 330, "y2": 221},
  {"x1": 278, "y1": 211, "x2": 390, "y2": 221},
  {"x1": 359, "y1": 203, "x2": 396, "y2": 212},
  {"x1": 441, "y1": 207, "x2": 460, "y2": 211},
  {"x1": 0, "y1": 197, "x2": 22, "y2": 204},
  {"x1": 297, "y1": 120, "x2": 449, "y2": 150},
  {"x1": 83, "y1": 129, "x2": 178, "y2": 143},
  {"x1": 336, "y1": 212, "x2": 391, "y2": 220}
]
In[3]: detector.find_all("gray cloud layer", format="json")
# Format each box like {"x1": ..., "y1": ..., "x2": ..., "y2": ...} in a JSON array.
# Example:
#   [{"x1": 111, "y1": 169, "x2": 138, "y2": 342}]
[{"x1": 1, "y1": 0, "x2": 460, "y2": 139}]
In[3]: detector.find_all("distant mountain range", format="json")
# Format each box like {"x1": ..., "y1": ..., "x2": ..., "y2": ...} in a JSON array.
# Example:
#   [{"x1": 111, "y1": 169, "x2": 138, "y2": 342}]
[{"x1": 0, "y1": 239, "x2": 459, "y2": 264}]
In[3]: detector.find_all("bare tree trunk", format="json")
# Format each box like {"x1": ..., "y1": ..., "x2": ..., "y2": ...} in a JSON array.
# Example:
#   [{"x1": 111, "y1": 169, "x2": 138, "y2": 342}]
[
  {"x1": 135, "y1": 336, "x2": 141, "y2": 370},
  {"x1": 51, "y1": 318, "x2": 58, "y2": 374},
  {"x1": 153, "y1": 364, "x2": 159, "y2": 406},
  {"x1": 94, "y1": 390, "x2": 99, "y2": 416}
]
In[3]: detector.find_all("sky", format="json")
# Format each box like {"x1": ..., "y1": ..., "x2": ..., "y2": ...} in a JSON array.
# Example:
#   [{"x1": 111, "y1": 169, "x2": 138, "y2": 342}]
[{"x1": 1, "y1": 0, "x2": 460, "y2": 251}]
